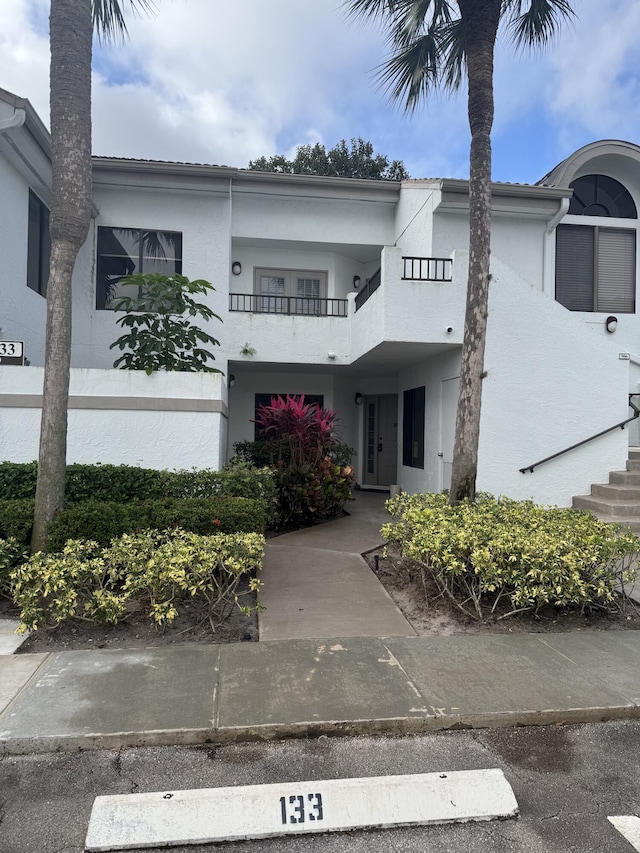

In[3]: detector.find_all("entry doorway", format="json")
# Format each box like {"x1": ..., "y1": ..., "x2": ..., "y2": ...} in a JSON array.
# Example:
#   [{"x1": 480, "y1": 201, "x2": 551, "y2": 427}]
[
  {"x1": 439, "y1": 376, "x2": 459, "y2": 491},
  {"x1": 362, "y1": 395, "x2": 398, "y2": 487}
]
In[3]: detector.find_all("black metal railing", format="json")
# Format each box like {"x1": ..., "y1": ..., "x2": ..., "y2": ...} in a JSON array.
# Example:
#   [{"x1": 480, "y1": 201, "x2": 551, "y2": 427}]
[
  {"x1": 229, "y1": 293, "x2": 348, "y2": 317},
  {"x1": 355, "y1": 268, "x2": 381, "y2": 311},
  {"x1": 520, "y1": 393, "x2": 640, "y2": 474},
  {"x1": 402, "y1": 256, "x2": 452, "y2": 281}
]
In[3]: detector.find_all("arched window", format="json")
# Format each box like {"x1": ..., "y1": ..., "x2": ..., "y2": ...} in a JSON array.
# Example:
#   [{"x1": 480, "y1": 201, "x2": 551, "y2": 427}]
[{"x1": 556, "y1": 174, "x2": 637, "y2": 313}]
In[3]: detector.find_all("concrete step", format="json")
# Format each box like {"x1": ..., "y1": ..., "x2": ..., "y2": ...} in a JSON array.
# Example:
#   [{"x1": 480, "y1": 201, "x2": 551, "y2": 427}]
[
  {"x1": 572, "y1": 495, "x2": 640, "y2": 518},
  {"x1": 610, "y1": 470, "x2": 640, "y2": 485},
  {"x1": 629, "y1": 449, "x2": 640, "y2": 461},
  {"x1": 626, "y1": 459, "x2": 640, "y2": 472},
  {"x1": 587, "y1": 515, "x2": 640, "y2": 534},
  {"x1": 592, "y1": 483, "x2": 640, "y2": 501}
]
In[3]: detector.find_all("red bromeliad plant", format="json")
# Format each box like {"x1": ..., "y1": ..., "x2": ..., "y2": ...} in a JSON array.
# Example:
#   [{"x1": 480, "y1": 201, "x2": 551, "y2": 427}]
[{"x1": 254, "y1": 395, "x2": 353, "y2": 526}]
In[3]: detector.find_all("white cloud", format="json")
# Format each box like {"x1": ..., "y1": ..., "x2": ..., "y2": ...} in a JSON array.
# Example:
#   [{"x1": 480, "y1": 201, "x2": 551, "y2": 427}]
[{"x1": 1, "y1": 0, "x2": 638, "y2": 182}]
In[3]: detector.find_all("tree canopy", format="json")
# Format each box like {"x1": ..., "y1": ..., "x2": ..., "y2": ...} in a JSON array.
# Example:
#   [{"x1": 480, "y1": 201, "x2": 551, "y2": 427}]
[{"x1": 249, "y1": 138, "x2": 409, "y2": 180}]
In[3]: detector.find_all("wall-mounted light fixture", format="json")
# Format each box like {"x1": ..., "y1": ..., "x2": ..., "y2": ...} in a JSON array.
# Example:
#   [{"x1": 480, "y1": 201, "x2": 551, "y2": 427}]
[
  {"x1": 353, "y1": 275, "x2": 361, "y2": 289},
  {"x1": 355, "y1": 392, "x2": 363, "y2": 405},
  {"x1": 231, "y1": 261, "x2": 242, "y2": 276},
  {"x1": 606, "y1": 315, "x2": 618, "y2": 333},
  {"x1": 229, "y1": 374, "x2": 236, "y2": 388}
]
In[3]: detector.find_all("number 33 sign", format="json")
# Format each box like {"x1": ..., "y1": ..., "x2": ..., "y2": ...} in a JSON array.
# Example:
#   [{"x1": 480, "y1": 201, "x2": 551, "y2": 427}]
[{"x1": 0, "y1": 341, "x2": 24, "y2": 365}]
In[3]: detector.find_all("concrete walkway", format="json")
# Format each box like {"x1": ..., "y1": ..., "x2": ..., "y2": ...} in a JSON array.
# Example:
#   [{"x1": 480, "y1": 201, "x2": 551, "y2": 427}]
[{"x1": 259, "y1": 491, "x2": 415, "y2": 640}]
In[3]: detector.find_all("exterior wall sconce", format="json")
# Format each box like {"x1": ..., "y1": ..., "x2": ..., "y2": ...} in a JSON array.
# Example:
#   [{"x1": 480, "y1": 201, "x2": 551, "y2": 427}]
[
  {"x1": 355, "y1": 392, "x2": 363, "y2": 405},
  {"x1": 353, "y1": 275, "x2": 361, "y2": 289},
  {"x1": 231, "y1": 261, "x2": 242, "y2": 276},
  {"x1": 229, "y1": 374, "x2": 236, "y2": 388},
  {"x1": 606, "y1": 316, "x2": 618, "y2": 333}
]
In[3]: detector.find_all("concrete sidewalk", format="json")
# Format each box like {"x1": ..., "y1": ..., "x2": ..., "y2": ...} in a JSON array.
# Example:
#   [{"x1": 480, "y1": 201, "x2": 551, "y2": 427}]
[{"x1": 2, "y1": 630, "x2": 640, "y2": 755}]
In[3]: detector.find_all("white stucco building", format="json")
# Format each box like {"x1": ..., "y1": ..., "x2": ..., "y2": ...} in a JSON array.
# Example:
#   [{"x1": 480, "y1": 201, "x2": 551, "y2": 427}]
[{"x1": 2, "y1": 85, "x2": 640, "y2": 511}]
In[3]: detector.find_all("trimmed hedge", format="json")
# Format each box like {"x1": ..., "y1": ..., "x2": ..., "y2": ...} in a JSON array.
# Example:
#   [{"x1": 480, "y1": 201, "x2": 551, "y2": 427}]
[
  {"x1": 0, "y1": 496, "x2": 266, "y2": 552},
  {"x1": 0, "y1": 461, "x2": 277, "y2": 517}
]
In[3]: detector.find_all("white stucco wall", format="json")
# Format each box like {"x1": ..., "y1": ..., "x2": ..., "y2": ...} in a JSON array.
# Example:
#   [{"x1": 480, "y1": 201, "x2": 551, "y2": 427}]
[
  {"x1": 0, "y1": 154, "x2": 47, "y2": 365},
  {"x1": 478, "y1": 259, "x2": 629, "y2": 506},
  {"x1": 393, "y1": 182, "x2": 436, "y2": 256},
  {"x1": 0, "y1": 367, "x2": 226, "y2": 470},
  {"x1": 432, "y1": 211, "x2": 547, "y2": 290},
  {"x1": 232, "y1": 192, "x2": 395, "y2": 249}
]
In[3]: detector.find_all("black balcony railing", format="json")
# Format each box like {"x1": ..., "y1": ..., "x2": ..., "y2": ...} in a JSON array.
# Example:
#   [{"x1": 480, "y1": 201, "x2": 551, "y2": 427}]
[
  {"x1": 355, "y1": 268, "x2": 381, "y2": 311},
  {"x1": 229, "y1": 293, "x2": 348, "y2": 317},
  {"x1": 402, "y1": 256, "x2": 452, "y2": 281}
]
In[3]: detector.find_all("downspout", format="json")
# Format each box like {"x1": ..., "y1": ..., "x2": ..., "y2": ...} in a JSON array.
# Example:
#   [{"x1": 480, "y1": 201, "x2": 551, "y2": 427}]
[
  {"x1": 542, "y1": 196, "x2": 570, "y2": 297},
  {"x1": 0, "y1": 107, "x2": 26, "y2": 133}
]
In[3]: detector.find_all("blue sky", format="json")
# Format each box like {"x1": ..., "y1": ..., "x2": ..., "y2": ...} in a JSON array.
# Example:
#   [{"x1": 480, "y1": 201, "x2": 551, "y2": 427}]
[{"x1": 1, "y1": 0, "x2": 639, "y2": 184}]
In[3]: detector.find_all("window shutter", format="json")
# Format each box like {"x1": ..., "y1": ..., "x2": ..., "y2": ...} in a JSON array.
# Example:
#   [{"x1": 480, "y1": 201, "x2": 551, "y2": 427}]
[
  {"x1": 555, "y1": 225, "x2": 595, "y2": 311},
  {"x1": 597, "y1": 228, "x2": 635, "y2": 313}
]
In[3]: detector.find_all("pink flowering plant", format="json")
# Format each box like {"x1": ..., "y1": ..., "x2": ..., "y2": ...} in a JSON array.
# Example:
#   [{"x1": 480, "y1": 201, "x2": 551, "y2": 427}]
[{"x1": 254, "y1": 395, "x2": 353, "y2": 526}]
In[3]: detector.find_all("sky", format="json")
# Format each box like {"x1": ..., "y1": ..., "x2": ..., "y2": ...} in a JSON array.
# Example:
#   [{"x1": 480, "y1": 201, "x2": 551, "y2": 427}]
[{"x1": 1, "y1": 0, "x2": 639, "y2": 184}]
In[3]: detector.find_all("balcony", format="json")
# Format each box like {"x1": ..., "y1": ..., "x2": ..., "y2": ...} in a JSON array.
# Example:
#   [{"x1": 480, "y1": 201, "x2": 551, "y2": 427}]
[
  {"x1": 229, "y1": 293, "x2": 348, "y2": 317},
  {"x1": 355, "y1": 256, "x2": 453, "y2": 311}
]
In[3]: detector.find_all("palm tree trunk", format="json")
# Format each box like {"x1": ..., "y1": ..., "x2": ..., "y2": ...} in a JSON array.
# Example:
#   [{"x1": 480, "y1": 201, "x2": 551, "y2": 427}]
[
  {"x1": 448, "y1": 0, "x2": 501, "y2": 505},
  {"x1": 31, "y1": 0, "x2": 93, "y2": 552}
]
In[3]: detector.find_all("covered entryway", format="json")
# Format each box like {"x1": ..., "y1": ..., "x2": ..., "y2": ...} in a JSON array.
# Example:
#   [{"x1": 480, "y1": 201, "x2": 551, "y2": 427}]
[{"x1": 362, "y1": 394, "x2": 398, "y2": 487}]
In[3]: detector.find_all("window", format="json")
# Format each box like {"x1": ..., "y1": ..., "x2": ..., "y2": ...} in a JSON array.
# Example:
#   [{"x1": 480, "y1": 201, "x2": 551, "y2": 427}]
[
  {"x1": 556, "y1": 225, "x2": 635, "y2": 313},
  {"x1": 27, "y1": 190, "x2": 50, "y2": 297},
  {"x1": 254, "y1": 268, "x2": 327, "y2": 315},
  {"x1": 96, "y1": 227, "x2": 182, "y2": 309},
  {"x1": 402, "y1": 386, "x2": 425, "y2": 468},
  {"x1": 555, "y1": 174, "x2": 637, "y2": 314}
]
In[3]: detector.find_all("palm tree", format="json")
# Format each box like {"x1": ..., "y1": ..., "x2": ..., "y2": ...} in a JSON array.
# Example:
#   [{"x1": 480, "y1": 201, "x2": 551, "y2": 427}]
[
  {"x1": 346, "y1": 0, "x2": 575, "y2": 504},
  {"x1": 31, "y1": 0, "x2": 153, "y2": 553}
]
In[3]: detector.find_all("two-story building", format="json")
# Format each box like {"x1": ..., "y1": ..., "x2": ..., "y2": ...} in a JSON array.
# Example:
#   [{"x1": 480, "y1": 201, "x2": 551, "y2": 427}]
[{"x1": 2, "y1": 85, "x2": 640, "y2": 513}]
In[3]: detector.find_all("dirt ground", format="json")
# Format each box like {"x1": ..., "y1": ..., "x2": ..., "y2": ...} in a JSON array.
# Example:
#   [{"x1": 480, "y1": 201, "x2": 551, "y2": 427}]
[
  {"x1": 364, "y1": 544, "x2": 640, "y2": 636},
  {"x1": 0, "y1": 578, "x2": 258, "y2": 654}
]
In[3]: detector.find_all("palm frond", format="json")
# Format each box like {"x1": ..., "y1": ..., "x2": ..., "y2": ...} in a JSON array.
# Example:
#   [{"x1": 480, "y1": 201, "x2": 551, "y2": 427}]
[
  {"x1": 92, "y1": 0, "x2": 156, "y2": 43},
  {"x1": 376, "y1": 25, "x2": 454, "y2": 111},
  {"x1": 438, "y1": 18, "x2": 465, "y2": 90},
  {"x1": 504, "y1": 0, "x2": 576, "y2": 49}
]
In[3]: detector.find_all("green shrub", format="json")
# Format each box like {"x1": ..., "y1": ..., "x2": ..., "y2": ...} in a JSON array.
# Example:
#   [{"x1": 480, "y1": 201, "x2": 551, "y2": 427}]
[
  {"x1": 0, "y1": 499, "x2": 35, "y2": 545},
  {"x1": 163, "y1": 464, "x2": 278, "y2": 524},
  {"x1": 10, "y1": 528, "x2": 264, "y2": 632},
  {"x1": 383, "y1": 492, "x2": 640, "y2": 619},
  {"x1": 0, "y1": 462, "x2": 38, "y2": 500},
  {"x1": 0, "y1": 462, "x2": 277, "y2": 517},
  {"x1": 46, "y1": 497, "x2": 267, "y2": 552},
  {"x1": 0, "y1": 537, "x2": 28, "y2": 596}
]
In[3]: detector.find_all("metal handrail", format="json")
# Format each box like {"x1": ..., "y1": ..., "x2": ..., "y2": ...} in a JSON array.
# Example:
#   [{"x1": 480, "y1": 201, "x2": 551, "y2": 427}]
[
  {"x1": 520, "y1": 393, "x2": 640, "y2": 474},
  {"x1": 402, "y1": 256, "x2": 452, "y2": 281},
  {"x1": 355, "y1": 268, "x2": 381, "y2": 311}
]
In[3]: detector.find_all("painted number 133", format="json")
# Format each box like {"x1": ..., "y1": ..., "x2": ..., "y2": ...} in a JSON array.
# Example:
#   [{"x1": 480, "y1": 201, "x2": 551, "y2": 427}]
[{"x1": 280, "y1": 793, "x2": 324, "y2": 825}]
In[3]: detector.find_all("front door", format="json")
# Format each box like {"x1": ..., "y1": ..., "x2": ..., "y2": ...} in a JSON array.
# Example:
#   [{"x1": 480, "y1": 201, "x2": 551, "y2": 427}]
[{"x1": 363, "y1": 395, "x2": 398, "y2": 487}]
